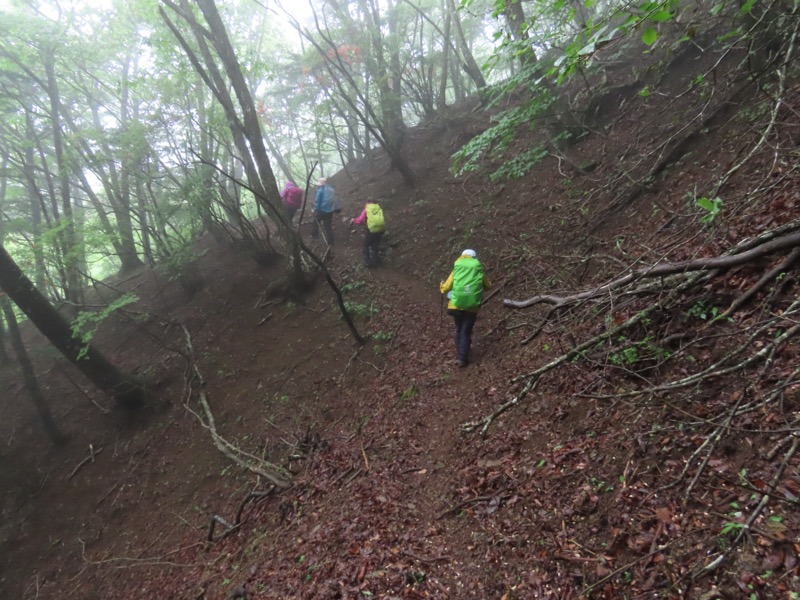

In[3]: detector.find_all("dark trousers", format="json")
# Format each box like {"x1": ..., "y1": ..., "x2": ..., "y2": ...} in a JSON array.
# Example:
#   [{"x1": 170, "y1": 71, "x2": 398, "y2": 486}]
[
  {"x1": 449, "y1": 309, "x2": 477, "y2": 364},
  {"x1": 363, "y1": 230, "x2": 384, "y2": 267},
  {"x1": 311, "y1": 211, "x2": 334, "y2": 244},
  {"x1": 286, "y1": 205, "x2": 298, "y2": 224}
]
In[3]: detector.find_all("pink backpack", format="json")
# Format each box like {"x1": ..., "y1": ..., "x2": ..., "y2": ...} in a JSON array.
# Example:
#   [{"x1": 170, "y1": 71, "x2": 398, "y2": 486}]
[{"x1": 284, "y1": 185, "x2": 303, "y2": 209}]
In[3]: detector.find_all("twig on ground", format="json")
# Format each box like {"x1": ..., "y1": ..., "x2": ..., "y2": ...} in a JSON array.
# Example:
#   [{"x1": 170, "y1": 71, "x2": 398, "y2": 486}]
[
  {"x1": 681, "y1": 390, "x2": 746, "y2": 500},
  {"x1": 437, "y1": 492, "x2": 510, "y2": 519},
  {"x1": 582, "y1": 547, "x2": 667, "y2": 596},
  {"x1": 360, "y1": 443, "x2": 370, "y2": 472},
  {"x1": 68, "y1": 445, "x2": 104, "y2": 480},
  {"x1": 696, "y1": 435, "x2": 800, "y2": 580}
]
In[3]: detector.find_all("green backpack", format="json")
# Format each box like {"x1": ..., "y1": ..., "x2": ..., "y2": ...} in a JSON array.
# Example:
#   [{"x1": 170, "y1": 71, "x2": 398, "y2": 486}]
[
  {"x1": 366, "y1": 203, "x2": 385, "y2": 232},
  {"x1": 452, "y1": 257, "x2": 484, "y2": 310}
]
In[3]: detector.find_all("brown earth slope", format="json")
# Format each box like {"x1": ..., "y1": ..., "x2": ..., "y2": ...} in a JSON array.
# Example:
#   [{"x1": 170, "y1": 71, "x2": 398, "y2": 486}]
[{"x1": 2, "y1": 26, "x2": 800, "y2": 600}]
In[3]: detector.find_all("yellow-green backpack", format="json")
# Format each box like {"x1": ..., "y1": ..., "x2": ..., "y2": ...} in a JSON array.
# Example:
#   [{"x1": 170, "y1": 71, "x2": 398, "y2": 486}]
[{"x1": 366, "y1": 204, "x2": 385, "y2": 232}]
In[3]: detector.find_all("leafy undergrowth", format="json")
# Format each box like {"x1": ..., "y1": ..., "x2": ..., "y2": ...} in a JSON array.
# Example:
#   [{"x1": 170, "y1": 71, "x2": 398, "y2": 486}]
[{"x1": 3, "y1": 27, "x2": 800, "y2": 600}]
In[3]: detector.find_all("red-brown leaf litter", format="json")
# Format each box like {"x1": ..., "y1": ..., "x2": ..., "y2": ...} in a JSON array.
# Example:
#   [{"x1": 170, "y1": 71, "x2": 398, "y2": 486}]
[{"x1": 3, "y1": 32, "x2": 800, "y2": 600}]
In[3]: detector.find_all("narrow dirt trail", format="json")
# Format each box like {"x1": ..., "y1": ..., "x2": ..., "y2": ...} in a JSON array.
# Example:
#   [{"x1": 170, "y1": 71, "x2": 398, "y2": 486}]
[{"x1": 315, "y1": 234, "x2": 523, "y2": 593}]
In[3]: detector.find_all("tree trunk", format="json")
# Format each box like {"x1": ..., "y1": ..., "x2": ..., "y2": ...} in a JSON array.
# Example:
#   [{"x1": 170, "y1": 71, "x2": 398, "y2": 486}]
[
  {"x1": 448, "y1": 0, "x2": 488, "y2": 89},
  {"x1": 161, "y1": 0, "x2": 293, "y2": 265},
  {"x1": 24, "y1": 112, "x2": 49, "y2": 292},
  {"x1": 44, "y1": 52, "x2": 82, "y2": 304},
  {"x1": 73, "y1": 166, "x2": 126, "y2": 260},
  {"x1": 0, "y1": 244, "x2": 146, "y2": 410},
  {"x1": 0, "y1": 150, "x2": 9, "y2": 364},
  {"x1": 1, "y1": 296, "x2": 67, "y2": 444},
  {"x1": 437, "y1": 2, "x2": 452, "y2": 109},
  {"x1": 385, "y1": 0, "x2": 405, "y2": 144},
  {"x1": 59, "y1": 101, "x2": 144, "y2": 274},
  {"x1": 0, "y1": 310, "x2": 8, "y2": 366},
  {"x1": 504, "y1": 0, "x2": 538, "y2": 66},
  {"x1": 117, "y1": 53, "x2": 146, "y2": 275}
]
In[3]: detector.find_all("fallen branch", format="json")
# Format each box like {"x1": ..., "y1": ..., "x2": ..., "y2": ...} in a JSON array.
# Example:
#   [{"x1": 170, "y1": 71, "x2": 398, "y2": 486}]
[
  {"x1": 182, "y1": 325, "x2": 291, "y2": 489},
  {"x1": 720, "y1": 246, "x2": 800, "y2": 319},
  {"x1": 505, "y1": 229, "x2": 800, "y2": 310}
]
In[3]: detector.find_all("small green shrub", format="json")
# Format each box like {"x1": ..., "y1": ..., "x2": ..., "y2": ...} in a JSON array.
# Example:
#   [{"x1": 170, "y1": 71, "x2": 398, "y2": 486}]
[
  {"x1": 451, "y1": 90, "x2": 555, "y2": 181},
  {"x1": 71, "y1": 293, "x2": 139, "y2": 359},
  {"x1": 343, "y1": 301, "x2": 379, "y2": 318},
  {"x1": 400, "y1": 383, "x2": 419, "y2": 401},
  {"x1": 341, "y1": 280, "x2": 366, "y2": 294},
  {"x1": 696, "y1": 196, "x2": 723, "y2": 223}
]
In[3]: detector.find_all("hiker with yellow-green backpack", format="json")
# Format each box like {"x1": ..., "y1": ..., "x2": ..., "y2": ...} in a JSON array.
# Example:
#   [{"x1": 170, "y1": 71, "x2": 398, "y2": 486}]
[
  {"x1": 351, "y1": 201, "x2": 386, "y2": 267},
  {"x1": 439, "y1": 249, "x2": 491, "y2": 368}
]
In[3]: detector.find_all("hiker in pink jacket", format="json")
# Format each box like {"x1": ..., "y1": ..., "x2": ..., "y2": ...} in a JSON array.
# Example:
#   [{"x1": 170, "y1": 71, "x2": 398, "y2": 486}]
[{"x1": 280, "y1": 181, "x2": 303, "y2": 224}]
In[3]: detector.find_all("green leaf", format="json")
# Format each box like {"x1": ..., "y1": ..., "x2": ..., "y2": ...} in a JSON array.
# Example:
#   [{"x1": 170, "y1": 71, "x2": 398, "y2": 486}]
[
  {"x1": 740, "y1": 0, "x2": 758, "y2": 13},
  {"x1": 696, "y1": 198, "x2": 714, "y2": 211},
  {"x1": 71, "y1": 293, "x2": 139, "y2": 360},
  {"x1": 642, "y1": 28, "x2": 658, "y2": 46},
  {"x1": 651, "y1": 10, "x2": 673, "y2": 21},
  {"x1": 623, "y1": 14, "x2": 639, "y2": 28}
]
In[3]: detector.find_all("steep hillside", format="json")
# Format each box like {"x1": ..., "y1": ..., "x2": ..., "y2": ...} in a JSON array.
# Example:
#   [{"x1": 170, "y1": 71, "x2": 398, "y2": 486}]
[{"x1": 2, "y1": 21, "x2": 800, "y2": 600}]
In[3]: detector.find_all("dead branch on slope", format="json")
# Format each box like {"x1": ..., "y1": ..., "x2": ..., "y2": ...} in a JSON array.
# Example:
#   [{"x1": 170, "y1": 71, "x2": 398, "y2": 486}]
[
  {"x1": 181, "y1": 325, "x2": 292, "y2": 489},
  {"x1": 505, "y1": 226, "x2": 800, "y2": 312},
  {"x1": 465, "y1": 223, "x2": 800, "y2": 437}
]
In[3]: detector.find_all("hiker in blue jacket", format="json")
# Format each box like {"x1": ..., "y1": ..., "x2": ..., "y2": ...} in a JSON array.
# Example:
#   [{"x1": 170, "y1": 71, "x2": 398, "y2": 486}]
[
  {"x1": 312, "y1": 178, "x2": 340, "y2": 245},
  {"x1": 439, "y1": 249, "x2": 491, "y2": 367}
]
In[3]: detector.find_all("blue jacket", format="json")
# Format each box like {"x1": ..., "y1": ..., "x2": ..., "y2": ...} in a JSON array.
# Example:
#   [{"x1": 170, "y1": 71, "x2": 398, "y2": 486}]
[{"x1": 314, "y1": 185, "x2": 337, "y2": 213}]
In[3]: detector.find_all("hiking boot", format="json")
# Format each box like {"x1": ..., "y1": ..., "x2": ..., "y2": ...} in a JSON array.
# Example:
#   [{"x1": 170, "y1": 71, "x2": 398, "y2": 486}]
[{"x1": 457, "y1": 359, "x2": 468, "y2": 368}]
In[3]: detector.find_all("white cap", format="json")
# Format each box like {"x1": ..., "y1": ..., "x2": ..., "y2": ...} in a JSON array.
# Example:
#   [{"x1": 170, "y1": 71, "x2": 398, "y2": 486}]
[{"x1": 462, "y1": 249, "x2": 477, "y2": 258}]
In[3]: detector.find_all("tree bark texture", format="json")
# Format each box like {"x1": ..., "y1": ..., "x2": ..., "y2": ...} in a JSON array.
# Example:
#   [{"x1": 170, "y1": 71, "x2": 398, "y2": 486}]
[{"x1": 0, "y1": 244, "x2": 145, "y2": 410}]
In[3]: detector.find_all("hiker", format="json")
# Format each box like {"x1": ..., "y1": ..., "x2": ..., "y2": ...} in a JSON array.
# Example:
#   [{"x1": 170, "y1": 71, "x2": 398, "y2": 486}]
[
  {"x1": 439, "y1": 249, "x2": 491, "y2": 368},
  {"x1": 280, "y1": 180, "x2": 303, "y2": 224},
  {"x1": 351, "y1": 201, "x2": 385, "y2": 267},
  {"x1": 312, "y1": 178, "x2": 340, "y2": 244}
]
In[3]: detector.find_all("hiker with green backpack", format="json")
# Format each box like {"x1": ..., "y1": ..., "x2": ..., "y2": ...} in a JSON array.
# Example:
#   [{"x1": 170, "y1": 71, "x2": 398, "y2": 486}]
[
  {"x1": 351, "y1": 201, "x2": 386, "y2": 267},
  {"x1": 439, "y1": 249, "x2": 491, "y2": 367}
]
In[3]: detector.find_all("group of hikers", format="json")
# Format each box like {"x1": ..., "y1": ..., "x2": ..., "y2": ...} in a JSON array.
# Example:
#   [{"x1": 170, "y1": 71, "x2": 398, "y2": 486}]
[
  {"x1": 279, "y1": 177, "x2": 385, "y2": 267},
  {"x1": 278, "y1": 177, "x2": 490, "y2": 368}
]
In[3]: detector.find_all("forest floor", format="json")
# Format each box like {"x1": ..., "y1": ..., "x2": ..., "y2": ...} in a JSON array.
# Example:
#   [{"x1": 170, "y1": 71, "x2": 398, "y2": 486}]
[{"x1": 2, "y1": 28, "x2": 800, "y2": 600}]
